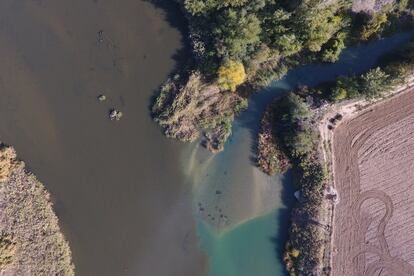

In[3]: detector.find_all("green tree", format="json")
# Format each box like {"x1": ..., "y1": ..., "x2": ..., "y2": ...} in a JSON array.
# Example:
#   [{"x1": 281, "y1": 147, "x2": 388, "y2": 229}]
[
  {"x1": 295, "y1": 1, "x2": 347, "y2": 52},
  {"x1": 184, "y1": 0, "x2": 209, "y2": 15},
  {"x1": 264, "y1": 9, "x2": 303, "y2": 56},
  {"x1": 360, "y1": 67, "x2": 390, "y2": 98},
  {"x1": 214, "y1": 9, "x2": 262, "y2": 59},
  {"x1": 360, "y1": 13, "x2": 388, "y2": 41},
  {"x1": 184, "y1": 0, "x2": 249, "y2": 15},
  {"x1": 322, "y1": 32, "x2": 347, "y2": 63}
]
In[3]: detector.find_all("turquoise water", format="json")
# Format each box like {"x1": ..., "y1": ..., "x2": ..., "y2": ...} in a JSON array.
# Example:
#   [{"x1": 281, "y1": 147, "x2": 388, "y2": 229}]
[
  {"x1": 197, "y1": 208, "x2": 289, "y2": 276},
  {"x1": 190, "y1": 31, "x2": 414, "y2": 276},
  {"x1": 195, "y1": 171, "x2": 293, "y2": 276}
]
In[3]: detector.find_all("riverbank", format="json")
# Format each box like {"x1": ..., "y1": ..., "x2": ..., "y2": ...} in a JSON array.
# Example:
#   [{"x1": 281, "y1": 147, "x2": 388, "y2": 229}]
[{"x1": 0, "y1": 145, "x2": 73, "y2": 275}]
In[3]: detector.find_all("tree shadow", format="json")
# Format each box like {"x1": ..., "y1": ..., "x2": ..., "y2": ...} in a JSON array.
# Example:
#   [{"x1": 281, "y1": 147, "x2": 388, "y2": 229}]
[
  {"x1": 270, "y1": 170, "x2": 296, "y2": 275},
  {"x1": 143, "y1": 0, "x2": 194, "y2": 114}
]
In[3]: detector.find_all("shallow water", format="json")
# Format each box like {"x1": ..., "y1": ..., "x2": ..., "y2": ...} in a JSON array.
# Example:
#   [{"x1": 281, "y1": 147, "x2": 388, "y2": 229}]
[
  {"x1": 0, "y1": 0, "x2": 206, "y2": 275},
  {"x1": 189, "y1": 31, "x2": 414, "y2": 275},
  {"x1": 196, "y1": 171, "x2": 294, "y2": 276}
]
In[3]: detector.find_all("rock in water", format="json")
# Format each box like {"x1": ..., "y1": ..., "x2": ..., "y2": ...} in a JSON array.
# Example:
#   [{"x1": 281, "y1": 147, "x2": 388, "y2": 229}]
[
  {"x1": 97, "y1": 95, "x2": 106, "y2": 102},
  {"x1": 109, "y1": 109, "x2": 123, "y2": 121}
]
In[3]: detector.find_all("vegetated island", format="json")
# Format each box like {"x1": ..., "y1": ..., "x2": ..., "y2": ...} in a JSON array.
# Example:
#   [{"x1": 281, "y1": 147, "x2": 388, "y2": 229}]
[
  {"x1": 152, "y1": 0, "x2": 413, "y2": 152},
  {"x1": 0, "y1": 145, "x2": 74, "y2": 275},
  {"x1": 256, "y1": 41, "x2": 414, "y2": 275}
]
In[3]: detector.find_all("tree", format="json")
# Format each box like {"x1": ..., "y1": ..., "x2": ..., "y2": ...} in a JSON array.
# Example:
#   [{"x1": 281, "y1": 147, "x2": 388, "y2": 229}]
[
  {"x1": 360, "y1": 13, "x2": 388, "y2": 41},
  {"x1": 213, "y1": 9, "x2": 262, "y2": 59},
  {"x1": 322, "y1": 32, "x2": 347, "y2": 63},
  {"x1": 290, "y1": 130, "x2": 316, "y2": 157},
  {"x1": 275, "y1": 34, "x2": 303, "y2": 57},
  {"x1": 360, "y1": 67, "x2": 390, "y2": 98},
  {"x1": 264, "y1": 9, "x2": 304, "y2": 56},
  {"x1": 184, "y1": 0, "x2": 209, "y2": 15},
  {"x1": 295, "y1": 1, "x2": 347, "y2": 52},
  {"x1": 184, "y1": 0, "x2": 249, "y2": 15},
  {"x1": 217, "y1": 60, "x2": 246, "y2": 91}
]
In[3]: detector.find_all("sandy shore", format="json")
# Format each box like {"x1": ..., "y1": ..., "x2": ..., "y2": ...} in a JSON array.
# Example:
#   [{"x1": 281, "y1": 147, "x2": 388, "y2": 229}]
[{"x1": 0, "y1": 146, "x2": 73, "y2": 275}]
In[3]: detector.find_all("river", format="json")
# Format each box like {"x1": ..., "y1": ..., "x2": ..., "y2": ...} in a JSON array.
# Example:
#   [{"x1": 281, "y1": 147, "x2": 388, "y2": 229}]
[
  {"x1": 0, "y1": 1, "x2": 413, "y2": 275},
  {"x1": 187, "y1": 31, "x2": 414, "y2": 276},
  {"x1": 0, "y1": 0, "x2": 205, "y2": 275}
]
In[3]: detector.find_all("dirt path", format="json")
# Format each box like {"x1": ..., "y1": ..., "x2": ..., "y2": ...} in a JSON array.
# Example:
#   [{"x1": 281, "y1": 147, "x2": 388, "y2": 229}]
[{"x1": 332, "y1": 87, "x2": 414, "y2": 275}]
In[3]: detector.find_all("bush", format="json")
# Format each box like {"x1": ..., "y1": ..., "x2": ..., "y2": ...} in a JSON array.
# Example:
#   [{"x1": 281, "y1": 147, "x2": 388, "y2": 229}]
[
  {"x1": 290, "y1": 249, "x2": 300, "y2": 258},
  {"x1": 332, "y1": 87, "x2": 348, "y2": 101},
  {"x1": 331, "y1": 75, "x2": 361, "y2": 100}
]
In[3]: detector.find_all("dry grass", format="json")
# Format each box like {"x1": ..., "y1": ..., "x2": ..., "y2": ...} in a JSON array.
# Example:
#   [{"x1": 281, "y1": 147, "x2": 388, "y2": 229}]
[
  {"x1": 153, "y1": 72, "x2": 247, "y2": 152},
  {"x1": 0, "y1": 147, "x2": 18, "y2": 182},
  {"x1": 0, "y1": 232, "x2": 16, "y2": 268},
  {"x1": 0, "y1": 145, "x2": 74, "y2": 275}
]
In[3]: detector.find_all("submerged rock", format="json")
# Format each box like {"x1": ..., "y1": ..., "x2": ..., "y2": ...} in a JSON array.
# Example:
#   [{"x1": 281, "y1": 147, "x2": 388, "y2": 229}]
[
  {"x1": 97, "y1": 30, "x2": 104, "y2": 43},
  {"x1": 97, "y1": 95, "x2": 106, "y2": 102}
]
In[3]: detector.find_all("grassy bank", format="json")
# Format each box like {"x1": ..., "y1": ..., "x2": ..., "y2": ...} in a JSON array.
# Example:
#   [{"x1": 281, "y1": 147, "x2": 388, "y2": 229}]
[
  {"x1": 0, "y1": 145, "x2": 74, "y2": 275},
  {"x1": 255, "y1": 41, "x2": 414, "y2": 275},
  {"x1": 153, "y1": 0, "x2": 414, "y2": 152}
]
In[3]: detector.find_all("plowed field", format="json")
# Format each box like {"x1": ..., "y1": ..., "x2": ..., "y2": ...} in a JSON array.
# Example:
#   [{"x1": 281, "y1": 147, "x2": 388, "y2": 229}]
[{"x1": 332, "y1": 88, "x2": 414, "y2": 275}]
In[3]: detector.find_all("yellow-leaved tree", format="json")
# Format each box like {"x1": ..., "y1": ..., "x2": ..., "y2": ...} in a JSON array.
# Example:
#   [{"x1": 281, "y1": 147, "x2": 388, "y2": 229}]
[{"x1": 217, "y1": 60, "x2": 246, "y2": 92}]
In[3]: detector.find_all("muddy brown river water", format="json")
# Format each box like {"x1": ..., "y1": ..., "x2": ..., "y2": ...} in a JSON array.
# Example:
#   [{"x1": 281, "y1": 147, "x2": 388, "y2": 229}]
[{"x1": 0, "y1": 0, "x2": 206, "y2": 275}]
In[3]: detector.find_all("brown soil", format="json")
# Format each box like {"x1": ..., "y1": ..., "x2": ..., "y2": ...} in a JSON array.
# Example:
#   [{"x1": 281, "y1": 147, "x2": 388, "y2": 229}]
[{"x1": 332, "y1": 87, "x2": 414, "y2": 275}]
